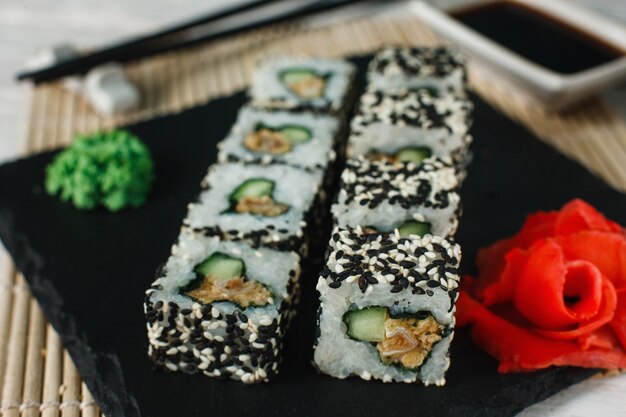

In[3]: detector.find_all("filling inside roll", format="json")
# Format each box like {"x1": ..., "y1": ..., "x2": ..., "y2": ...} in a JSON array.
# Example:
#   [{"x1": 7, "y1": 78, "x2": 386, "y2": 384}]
[
  {"x1": 362, "y1": 220, "x2": 432, "y2": 238},
  {"x1": 343, "y1": 307, "x2": 444, "y2": 370},
  {"x1": 279, "y1": 68, "x2": 328, "y2": 99},
  {"x1": 243, "y1": 123, "x2": 312, "y2": 154},
  {"x1": 181, "y1": 252, "x2": 273, "y2": 308},
  {"x1": 227, "y1": 178, "x2": 289, "y2": 217},
  {"x1": 367, "y1": 146, "x2": 432, "y2": 165}
]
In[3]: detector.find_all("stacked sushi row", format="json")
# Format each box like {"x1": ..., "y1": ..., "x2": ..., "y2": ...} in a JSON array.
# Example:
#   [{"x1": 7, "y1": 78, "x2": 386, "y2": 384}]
[
  {"x1": 145, "y1": 57, "x2": 356, "y2": 383},
  {"x1": 314, "y1": 46, "x2": 471, "y2": 386}
]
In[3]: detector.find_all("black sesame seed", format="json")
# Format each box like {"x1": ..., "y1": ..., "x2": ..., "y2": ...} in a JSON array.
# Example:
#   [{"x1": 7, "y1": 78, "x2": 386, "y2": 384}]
[
  {"x1": 391, "y1": 285, "x2": 403, "y2": 293},
  {"x1": 358, "y1": 276, "x2": 368, "y2": 293},
  {"x1": 427, "y1": 280, "x2": 440, "y2": 288},
  {"x1": 365, "y1": 274, "x2": 378, "y2": 284}
]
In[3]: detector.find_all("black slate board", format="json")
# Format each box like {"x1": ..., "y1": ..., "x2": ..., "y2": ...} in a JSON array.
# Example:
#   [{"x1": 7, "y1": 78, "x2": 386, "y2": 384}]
[{"x1": 1, "y1": 56, "x2": 620, "y2": 417}]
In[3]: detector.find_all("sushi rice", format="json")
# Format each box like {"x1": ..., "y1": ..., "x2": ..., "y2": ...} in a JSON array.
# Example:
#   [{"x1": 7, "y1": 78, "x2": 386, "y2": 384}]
[
  {"x1": 146, "y1": 232, "x2": 301, "y2": 383},
  {"x1": 184, "y1": 162, "x2": 324, "y2": 255},
  {"x1": 332, "y1": 157, "x2": 461, "y2": 238},
  {"x1": 314, "y1": 227, "x2": 461, "y2": 385},
  {"x1": 250, "y1": 56, "x2": 356, "y2": 113},
  {"x1": 367, "y1": 46, "x2": 467, "y2": 93},
  {"x1": 217, "y1": 106, "x2": 340, "y2": 172}
]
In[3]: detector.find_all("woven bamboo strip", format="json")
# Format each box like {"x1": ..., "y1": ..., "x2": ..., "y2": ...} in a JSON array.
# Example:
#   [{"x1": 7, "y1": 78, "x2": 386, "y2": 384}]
[
  {"x1": 59, "y1": 353, "x2": 81, "y2": 417},
  {"x1": 79, "y1": 385, "x2": 98, "y2": 417},
  {"x1": 13, "y1": 83, "x2": 48, "y2": 417},
  {"x1": 20, "y1": 300, "x2": 46, "y2": 417},
  {"x1": 28, "y1": 87, "x2": 52, "y2": 153},
  {"x1": 48, "y1": 84, "x2": 66, "y2": 148},
  {"x1": 0, "y1": 249, "x2": 15, "y2": 399},
  {"x1": 1, "y1": 275, "x2": 30, "y2": 417},
  {"x1": 589, "y1": 104, "x2": 626, "y2": 183},
  {"x1": 40, "y1": 327, "x2": 62, "y2": 417}
]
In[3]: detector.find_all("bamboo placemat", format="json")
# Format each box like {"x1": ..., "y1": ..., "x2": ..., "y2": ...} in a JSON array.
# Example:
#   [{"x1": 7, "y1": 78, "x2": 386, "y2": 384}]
[{"x1": 2, "y1": 13, "x2": 626, "y2": 417}]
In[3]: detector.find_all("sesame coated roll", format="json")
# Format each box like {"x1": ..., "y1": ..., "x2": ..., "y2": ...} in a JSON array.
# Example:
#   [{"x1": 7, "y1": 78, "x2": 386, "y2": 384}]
[{"x1": 314, "y1": 227, "x2": 461, "y2": 386}]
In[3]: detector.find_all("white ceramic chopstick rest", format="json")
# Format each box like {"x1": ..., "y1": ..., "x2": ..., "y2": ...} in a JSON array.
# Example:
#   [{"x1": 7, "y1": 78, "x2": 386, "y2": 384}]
[
  {"x1": 24, "y1": 43, "x2": 78, "y2": 71},
  {"x1": 84, "y1": 63, "x2": 140, "y2": 116}
]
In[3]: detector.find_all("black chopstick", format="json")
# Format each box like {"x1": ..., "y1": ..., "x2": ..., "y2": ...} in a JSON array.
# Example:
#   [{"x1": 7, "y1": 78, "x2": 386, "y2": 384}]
[
  {"x1": 15, "y1": 0, "x2": 282, "y2": 83},
  {"x1": 17, "y1": 0, "x2": 370, "y2": 84}
]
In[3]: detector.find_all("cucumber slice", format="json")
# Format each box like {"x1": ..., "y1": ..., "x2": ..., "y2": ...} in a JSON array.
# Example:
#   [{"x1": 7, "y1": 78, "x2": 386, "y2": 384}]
[
  {"x1": 280, "y1": 126, "x2": 312, "y2": 144},
  {"x1": 279, "y1": 68, "x2": 319, "y2": 85},
  {"x1": 230, "y1": 178, "x2": 274, "y2": 203},
  {"x1": 395, "y1": 146, "x2": 432, "y2": 164},
  {"x1": 419, "y1": 86, "x2": 440, "y2": 97},
  {"x1": 344, "y1": 306, "x2": 387, "y2": 342},
  {"x1": 193, "y1": 252, "x2": 245, "y2": 281},
  {"x1": 397, "y1": 220, "x2": 431, "y2": 237}
]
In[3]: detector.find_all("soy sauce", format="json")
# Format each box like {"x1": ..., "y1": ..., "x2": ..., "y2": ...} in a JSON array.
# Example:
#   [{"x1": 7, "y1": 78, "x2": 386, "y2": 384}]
[{"x1": 451, "y1": 1, "x2": 624, "y2": 74}]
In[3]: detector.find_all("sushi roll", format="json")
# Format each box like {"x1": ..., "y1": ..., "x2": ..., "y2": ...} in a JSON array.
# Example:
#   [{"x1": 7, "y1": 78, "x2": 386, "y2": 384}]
[
  {"x1": 217, "y1": 106, "x2": 340, "y2": 171},
  {"x1": 145, "y1": 232, "x2": 300, "y2": 383},
  {"x1": 183, "y1": 162, "x2": 324, "y2": 255},
  {"x1": 332, "y1": 157, "x2": 461, "y2": 239},
  {"x1": 314, "y1": 227, "x2": 461, "y2": 385},
  {"x1": 347, "y1": 88, "x2": 473, "y2": 171},
  {"x1": 249, "y1": 56, "x2": 356, "y2": 114},
  {"x1": 367, "y1": 46, "x2": 467, "y2": 93}
]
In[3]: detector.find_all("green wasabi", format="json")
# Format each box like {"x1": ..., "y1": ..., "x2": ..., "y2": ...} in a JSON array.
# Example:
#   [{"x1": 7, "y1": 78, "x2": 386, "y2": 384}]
[{"x1": 45, "y1": 129, "x2": 154, "y2": 211}]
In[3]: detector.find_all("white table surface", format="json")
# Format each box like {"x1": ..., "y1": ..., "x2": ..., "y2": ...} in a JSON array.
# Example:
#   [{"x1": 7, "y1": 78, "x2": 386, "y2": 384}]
[{"x1": 0, "y1": 1, "x2": 625, "y2": 416}]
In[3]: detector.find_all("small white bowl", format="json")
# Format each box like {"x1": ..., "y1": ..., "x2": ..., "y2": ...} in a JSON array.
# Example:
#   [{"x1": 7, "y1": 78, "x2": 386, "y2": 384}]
[{"x1": 411, "y1": 0, "x2": 626, "y2": 111}]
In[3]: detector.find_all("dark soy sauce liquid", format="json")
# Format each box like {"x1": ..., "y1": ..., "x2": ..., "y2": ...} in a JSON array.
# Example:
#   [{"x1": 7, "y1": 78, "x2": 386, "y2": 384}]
[{"x1": 451, "y1": 1, "x2": 624, "y2": 74}]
